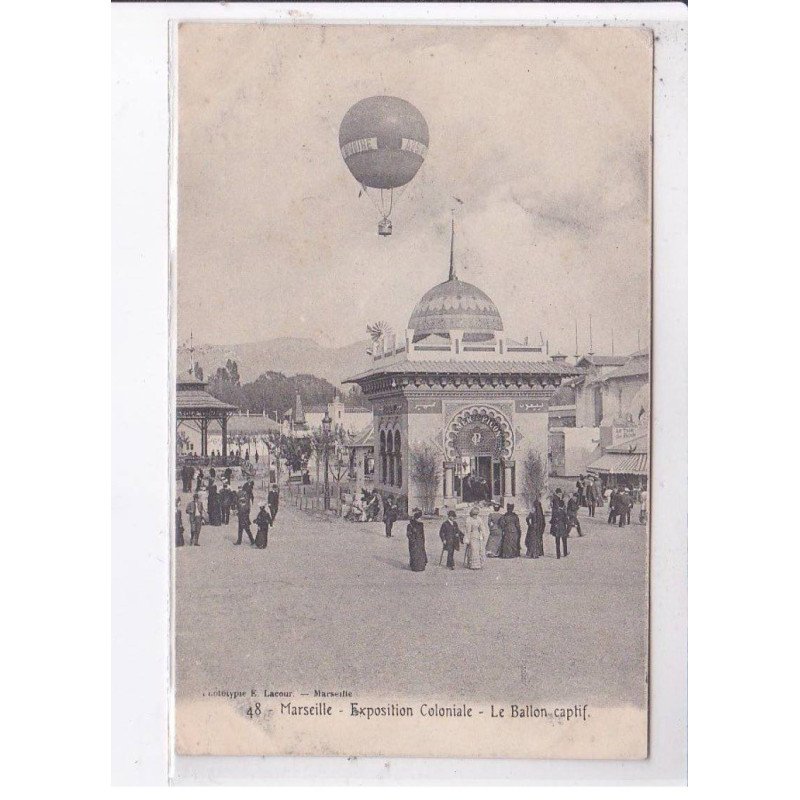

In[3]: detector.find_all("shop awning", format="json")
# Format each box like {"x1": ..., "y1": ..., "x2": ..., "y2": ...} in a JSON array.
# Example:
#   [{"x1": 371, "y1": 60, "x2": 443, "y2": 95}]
[{"x1": 587, "y1": 451, "x2": 648, "y2": 476}]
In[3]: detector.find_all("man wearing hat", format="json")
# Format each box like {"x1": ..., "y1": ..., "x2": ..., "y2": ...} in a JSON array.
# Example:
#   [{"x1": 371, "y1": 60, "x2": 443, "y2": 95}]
[
  {"x1": 383, "y1": 498, "x2": 398, "y2": 538},
  {"x1": 235, "y1": 486, "x2": 255, "y2": 545},
  {"x1": 550, "y1": 488, "x2": 569, "y2": 558},
  {"x1": 268, "y1": 484, "x2": 280, "y2": 523},
  {"x1": 219, "y1": 482, "x2": 232, "y2": 525},
  {"x1": 186, "y1": 492, "x2": 205, "y2": 546},
  {"x1": 438, "y1": 510, "x2": 463, "y2": 570}
]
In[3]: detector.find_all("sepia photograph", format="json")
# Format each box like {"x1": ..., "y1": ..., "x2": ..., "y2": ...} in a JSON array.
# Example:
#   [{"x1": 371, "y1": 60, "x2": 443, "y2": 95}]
[{"x1": 173, "y1": 22, "x2": 653, "y2": 759}]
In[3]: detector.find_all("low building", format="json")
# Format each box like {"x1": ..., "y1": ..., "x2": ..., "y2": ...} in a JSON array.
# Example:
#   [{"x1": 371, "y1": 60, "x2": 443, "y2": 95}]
[
  {"x1": 304, "y1": 396, "x2": 373, "y2": 434},
  {"x1": 547, "y1": 348, "x2": 649, "y2": 481},
  {"x1": 176, "y1": 371, "x2": 236, "y2": 458},
  {"x1": 345, "y1": 223, "x2": 582, "y2": 514}
]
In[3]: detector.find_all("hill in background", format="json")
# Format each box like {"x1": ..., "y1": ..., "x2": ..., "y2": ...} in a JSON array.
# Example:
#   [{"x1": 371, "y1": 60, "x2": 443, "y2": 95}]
[{"x1": 177, "y1": 336, "x2": 373, "y2": 390}]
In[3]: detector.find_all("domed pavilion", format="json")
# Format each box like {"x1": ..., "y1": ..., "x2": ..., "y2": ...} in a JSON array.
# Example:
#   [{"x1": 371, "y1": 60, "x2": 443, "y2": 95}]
[{"x1": 345, "y1": 222, "x2": 582, "y2": 513}]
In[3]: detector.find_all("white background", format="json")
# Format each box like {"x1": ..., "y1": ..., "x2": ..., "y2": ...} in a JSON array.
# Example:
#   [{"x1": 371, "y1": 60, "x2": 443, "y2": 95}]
[{"x1": 5, "y1": 0, "x2": 798, "y2": 795}]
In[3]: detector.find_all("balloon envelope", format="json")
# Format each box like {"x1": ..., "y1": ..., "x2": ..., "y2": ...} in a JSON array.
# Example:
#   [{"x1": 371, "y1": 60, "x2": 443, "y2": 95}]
[{"x1": 339, "y1": 96, "x2": 429, "y2": 190}]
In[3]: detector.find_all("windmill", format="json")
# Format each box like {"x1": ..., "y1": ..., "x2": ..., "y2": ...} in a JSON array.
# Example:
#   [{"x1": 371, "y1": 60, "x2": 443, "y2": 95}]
[{"x1": 366, "y1": 321, "x2": 394, "y2": 355}]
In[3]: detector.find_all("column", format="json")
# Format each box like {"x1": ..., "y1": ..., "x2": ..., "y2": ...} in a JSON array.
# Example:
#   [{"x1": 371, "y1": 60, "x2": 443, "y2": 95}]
[
  {"x1": 503, "y1": 460, "x2": 514, "y2": 503},
  {"x1": 443, "y1": 462, "x2": 455, "y2": 499},
  {"x1": 200, "y1": 419, "x2": 208, "y2": 457},
  {"x1": 221, "y1": 416, "x2": 228, "y2": 460}
]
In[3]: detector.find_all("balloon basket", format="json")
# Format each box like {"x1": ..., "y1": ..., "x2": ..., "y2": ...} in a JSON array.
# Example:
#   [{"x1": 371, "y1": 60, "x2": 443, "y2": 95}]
[{"x1": 378, "y1": 218, "x2": 393, "y2": 236}]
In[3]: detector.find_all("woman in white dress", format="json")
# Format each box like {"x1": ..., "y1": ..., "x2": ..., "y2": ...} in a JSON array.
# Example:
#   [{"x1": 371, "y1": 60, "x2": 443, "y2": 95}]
[{"x1": 464, "y1": 506, "x2": 487, "y2": 570}]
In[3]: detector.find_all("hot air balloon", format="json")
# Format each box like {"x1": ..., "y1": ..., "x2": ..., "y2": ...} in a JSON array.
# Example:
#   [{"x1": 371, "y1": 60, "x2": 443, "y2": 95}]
[{"x1": 339, "y1": 96, "x2": 429, "y2": 236}]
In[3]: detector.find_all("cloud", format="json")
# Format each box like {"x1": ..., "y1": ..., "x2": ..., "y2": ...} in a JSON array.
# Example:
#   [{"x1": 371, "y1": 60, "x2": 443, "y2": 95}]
[{"x1": 177, "y1": 24, "x2": 652, "y2": 356}]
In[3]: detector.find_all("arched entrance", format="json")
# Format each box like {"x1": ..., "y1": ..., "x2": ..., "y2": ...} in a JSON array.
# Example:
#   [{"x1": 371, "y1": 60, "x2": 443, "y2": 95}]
[{"x1": 444, "y1": 406, "x2": 514, "y2": 504}]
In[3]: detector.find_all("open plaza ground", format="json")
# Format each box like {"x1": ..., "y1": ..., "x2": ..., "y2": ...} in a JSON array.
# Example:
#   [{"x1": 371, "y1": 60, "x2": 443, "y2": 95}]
[{"x1": 176, "y1": 486, "x2": 648, "y2": 710}]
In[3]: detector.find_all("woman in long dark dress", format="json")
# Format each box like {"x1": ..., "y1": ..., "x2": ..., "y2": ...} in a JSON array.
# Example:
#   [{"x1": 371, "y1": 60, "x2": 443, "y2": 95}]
[
  {"x1": 499, "y1": 504, "x2": 522, "y2": 558},
  {"x1": 175, "y1": 498, "x2": 185, "y2": 547},
  {"x1": 406, "y1": 509, "x2": 428, "y2": 572},
  {"x1": 254, "y1": 503, "x2": 271, "y2": 549},
  {"x1": 207, "y1": 483, "x2": 222, "y2": 526},
  {"x1": 525, "y1": 499, "x2": 546, "y2": 558}
]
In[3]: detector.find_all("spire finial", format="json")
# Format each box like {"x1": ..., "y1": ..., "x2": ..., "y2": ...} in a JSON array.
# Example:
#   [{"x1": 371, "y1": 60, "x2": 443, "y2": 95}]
[
  {"x1": 448, "y1": 212, "x2": 458, "y2": 281},
  {"x1": 188, "y1": 332, "x2": 195, "y2": 376}
]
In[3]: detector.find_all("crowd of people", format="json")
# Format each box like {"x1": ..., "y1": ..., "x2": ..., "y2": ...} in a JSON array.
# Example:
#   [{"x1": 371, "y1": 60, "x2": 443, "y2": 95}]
[
  {"x1": 176, "y1": 466, "x2": 646, "y2": 573},
  {"x1": 344, "y1": 488, "x2": 384, "y2": 522},
  {"x1": 175, "y1": 473, "x2": 280, "y2": 550},
  {"x1": 400, "y1": 477, "x2": 648, "y2": 572}
]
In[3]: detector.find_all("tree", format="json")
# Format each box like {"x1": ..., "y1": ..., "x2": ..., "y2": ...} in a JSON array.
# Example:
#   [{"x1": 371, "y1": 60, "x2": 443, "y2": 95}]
[
  {"x1": 409, "y1": 442, "x2": 442, "y2": 515},
  {"x1": 309, "y1": 425, "x2": 348, "y2": 484},
  {"x1": 193, "y1": 362, "x2": 204, "y2": 381},
  {"x1": 206, "y1": 369, "x2": 339, "y2": 417},
  {"x1": 176, "y1": 430, "x2": 192, "y2": 454},
  {"x1": 225, "y1": 359, "x2": 241, "y2": 386},
  {"x1": 263, "y1": 433, "x2": 312, "y2": 474},
  {"x1": 520, "y1": 449, "x2": 546, "y2": 510}
]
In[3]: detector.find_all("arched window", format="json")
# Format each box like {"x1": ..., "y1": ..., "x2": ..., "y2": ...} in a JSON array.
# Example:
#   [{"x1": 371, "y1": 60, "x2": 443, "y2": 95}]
[
  {"x1": 387, "y1": 429, "x2": 395, "y2": 486},
  {"x1": 394, "y1": 431, "x2": 402, "y2": 487},
  {"x1": 379, "y1": 431, "x2": 387, "y2": 484}
]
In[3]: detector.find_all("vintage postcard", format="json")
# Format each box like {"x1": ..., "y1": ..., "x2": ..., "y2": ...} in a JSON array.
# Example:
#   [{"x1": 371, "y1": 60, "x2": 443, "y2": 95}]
[{"x1": 173, "y1": 22, "x2": 652, "y2": 759}]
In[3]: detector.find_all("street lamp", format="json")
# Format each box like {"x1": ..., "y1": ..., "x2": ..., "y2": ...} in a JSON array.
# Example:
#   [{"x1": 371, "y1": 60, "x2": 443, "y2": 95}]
[{"x1": 322, "y1": 411, "x2": 332, "y2": 511}]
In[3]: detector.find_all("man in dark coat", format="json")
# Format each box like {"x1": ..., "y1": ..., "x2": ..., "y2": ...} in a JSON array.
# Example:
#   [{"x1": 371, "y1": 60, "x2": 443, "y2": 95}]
[
  {"x1": 608, "y1": 488, "x2": 619, "y2": 525},
  {"x1": 566, "y1": 492, "x2": 583, "y2": 537},
  {"x1": 499, "y1": 503, "x2": 522, "y2": 558},
  {"x1": 235, "y1": 488, "x2": 255, "y2": 545},
  {"x1": 207, "y1": 483, "x2": 222, "y2": 526},
  {"x1": 406, "y1": 509, "x2": 427, "y2": 572},
  {"x1": 195, "y1": 469, "x2": 204, "y2": 493},
  {"x1": 268, "y1": 484, "x2": 279, "y2": 523},
  {"x1": 550, "y1": 489, "x2": 569, "y2": 558},
  {"x1": 180, "y1": 464, "x2": 191, "y2": 493},
  {"x1": 223, "y1": 466, "x2": 233, "y2": 484},
  {"x1": 576, "y1": 475, "x2": 586, "y2": 507},
  {"x1": 219, "y1": 483, "x2": 232, "y2": 524},
  {"x1": 585, "y1": 479, "x2": 598, "y2": 518},
  {"x1": 618, "y1": 489, "x2": 631, "y2": 528},
  {"x1": 438, "y1": 510, "x2": 463, "y2": 570},
  {"x1": 175, "y1": 498, "x2": 185, "y2": 547},
  {"x1": 384, "y1": 499, "x2": 398, "y2": 538}
]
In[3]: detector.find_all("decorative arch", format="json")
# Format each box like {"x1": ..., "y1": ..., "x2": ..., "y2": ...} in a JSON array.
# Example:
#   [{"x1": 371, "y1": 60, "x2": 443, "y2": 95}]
[{"x1": 444, "y1": 405, "x2": 514, "y2": 462}]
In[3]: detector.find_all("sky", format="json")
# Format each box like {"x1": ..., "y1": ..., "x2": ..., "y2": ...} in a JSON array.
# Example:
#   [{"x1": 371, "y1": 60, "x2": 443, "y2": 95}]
[{"x1": 177, "y1": 24, "x2": 652, "y2": 356}]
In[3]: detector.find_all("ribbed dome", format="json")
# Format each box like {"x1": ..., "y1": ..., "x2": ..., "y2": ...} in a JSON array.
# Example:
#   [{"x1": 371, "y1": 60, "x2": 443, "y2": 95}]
[{"x1": 408, "y1": 277, "x2": 504, "y2": 335}]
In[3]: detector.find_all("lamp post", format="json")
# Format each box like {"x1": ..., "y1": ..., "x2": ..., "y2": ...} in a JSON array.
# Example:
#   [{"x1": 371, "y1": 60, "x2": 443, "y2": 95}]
[{"x1": 322, "y1": 411, "x2": 332, "y2": 511}]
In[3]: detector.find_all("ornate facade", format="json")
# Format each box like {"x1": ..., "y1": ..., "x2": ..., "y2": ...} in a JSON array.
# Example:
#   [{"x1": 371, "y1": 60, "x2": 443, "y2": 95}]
[{"x1": 345, "y1": 225, "x2": 581, "y2": 513}]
